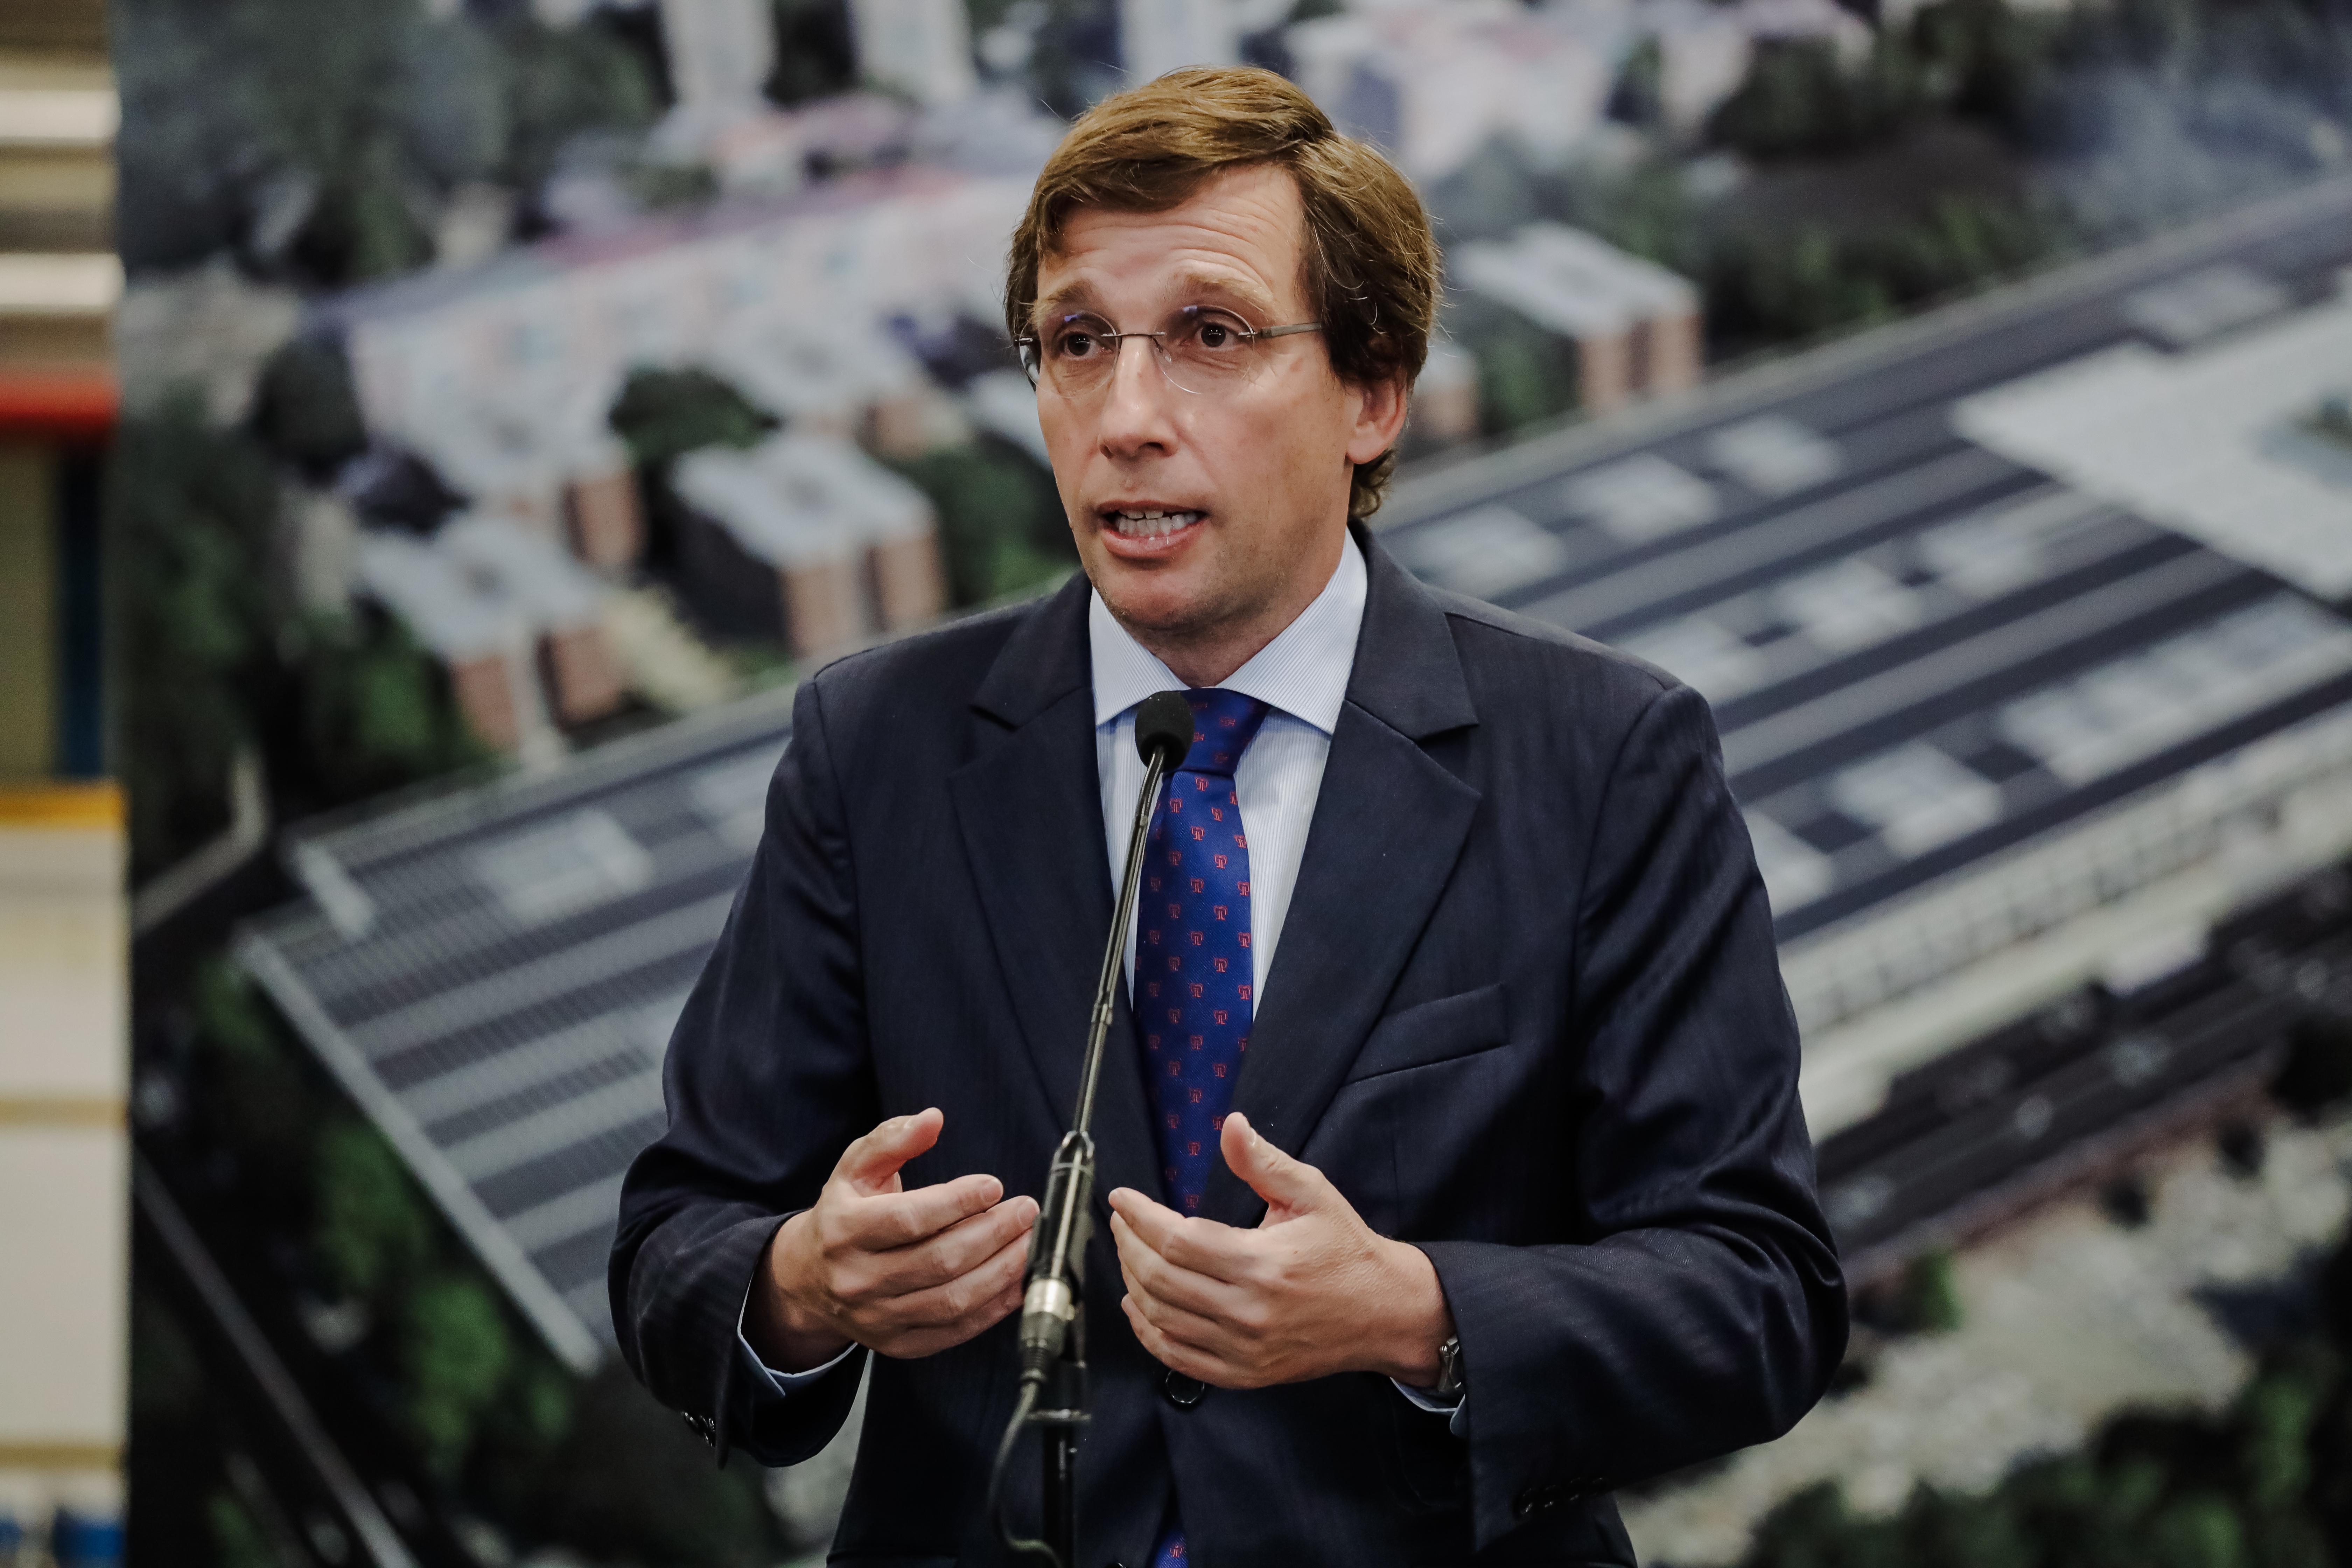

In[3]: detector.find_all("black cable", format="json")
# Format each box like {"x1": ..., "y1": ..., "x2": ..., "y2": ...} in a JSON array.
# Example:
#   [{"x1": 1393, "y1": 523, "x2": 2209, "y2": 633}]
[{"x1": 989, "y1": 1373, "x2": 1060, "y2": 1568}]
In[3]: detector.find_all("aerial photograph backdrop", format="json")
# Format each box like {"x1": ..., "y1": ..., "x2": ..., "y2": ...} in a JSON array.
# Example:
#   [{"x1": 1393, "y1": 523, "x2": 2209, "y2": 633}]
[{"x1": 1, "y1": 0, "x2": 2351, "y2": 1561}]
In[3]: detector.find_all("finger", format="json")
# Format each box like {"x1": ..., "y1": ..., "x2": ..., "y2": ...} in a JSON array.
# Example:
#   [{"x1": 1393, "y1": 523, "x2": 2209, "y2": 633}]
[
  {"x1": 1111, "y1": 1212, "x2": 1250, "y2": 1322},
  {"x1": 1221, "y1": 1112, "x2": 1330, "y2": 1219},
  {"x1": 840, "y1": 1173, "x2": 1010, "y2": 1252},
  {"x1": 875, "y1": 1269, "x2": 1027, "y2": 1360},
  {"x1": 835, "y1": 1108, "x2": 945, "y2": 1196},
  {"x1": 1109, "y1": 1189, "x2": 1252, "y2": 1283},
  {"x1": 863, "y1": 1195, "x2": 1037, "y2": 1295},
  {"x1": 1119, "y1": 1258, "x2": 1241, "y2": 1355},
  {"x1": 875, "y1": 1231, "x2": 1031, "y2": 1331},
  {"x1": 1121, "y1": 1293, "x2": 1230, "y2": 1386}
]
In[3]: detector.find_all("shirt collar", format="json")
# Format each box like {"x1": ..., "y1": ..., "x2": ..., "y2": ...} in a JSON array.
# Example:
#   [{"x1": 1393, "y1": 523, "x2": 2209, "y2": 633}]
[{"x1": 1088, "y1": 529, "x2": 1367, "y2": 736}]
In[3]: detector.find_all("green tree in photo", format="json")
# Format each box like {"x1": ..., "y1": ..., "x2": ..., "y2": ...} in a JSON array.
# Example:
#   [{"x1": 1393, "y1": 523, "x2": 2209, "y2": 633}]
[
  {"x1": 2146, "y1": 1493, "x2": 2246, "y2": 1568},
  {"x1": 489, "y1": 11, "x2": 663, "y2": 198},
  {"x1": 1741, "y1": 1228, "x2": 2352, "y2": 1568},
  {"x1": 1907, "y1": 0, "x2": 2056, "y2": 139},
  {"x1": 207, "y1": 1490, "x2": 276, "y2": 1568},
  {"x1": 234, "y1": 0, "x2": 442, "y2": 281},
  {"x1": 1708, "y1": 39, "x2": 1928, "y2": 161},
  {"x1": 313, "y1": 1119, "x2": 435, "y2": 1304},
  {"x1": 192, "y1": 957, "x2": 316, "y2": 1188},
  {"x1": 288, "y1": 610, "x2": 484, "y2": 810},
  {"x1": 115, "y1": 0, "x2": 663, "y2": 282},
  {"x1": 767, "y1": 0, "x2": 858, "y2": 106},
  {"x1": 1472, "y1": 333, "x2": 1579, "y2": 438},
  {"x1": 111, "y1": 405, "x2": 281, "y2": 877},
  {"x1": 888, "y1": 440, "x2": 1073, "y2": 607},
  {"x1": 248, "y1": 337, "x2": 368, "y2": 479},
  {"x1": 404, "y1": 1272, "x2": 515, "y2": 1478},
  {"x1": 1900, "y1": 1249, "x2": 1965, "y2": 1334},
  {"x1": 115, "y1": 402, "x2": 487, "y2": 877},
  {"x1": 512, "y1": 1366, "x2": 780, "y2": 1568},
  {"x1": 608, "y1": 366, "x2": 777, "y2": 469}
]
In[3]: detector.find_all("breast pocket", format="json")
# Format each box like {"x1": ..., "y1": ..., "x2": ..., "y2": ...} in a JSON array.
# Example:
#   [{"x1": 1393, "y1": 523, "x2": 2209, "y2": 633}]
[
  {"x1": 1318, "y1": 985, "x2": 1519, "y2": 1238},
  {"x1": 1343, "y1": 982, "x2": 1509, "y2": 1083}
]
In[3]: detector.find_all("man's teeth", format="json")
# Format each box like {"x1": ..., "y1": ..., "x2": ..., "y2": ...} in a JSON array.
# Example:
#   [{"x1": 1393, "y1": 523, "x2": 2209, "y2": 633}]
[{"x1": 1111, "y1": 509, "x2": 1202, "y2": 538}]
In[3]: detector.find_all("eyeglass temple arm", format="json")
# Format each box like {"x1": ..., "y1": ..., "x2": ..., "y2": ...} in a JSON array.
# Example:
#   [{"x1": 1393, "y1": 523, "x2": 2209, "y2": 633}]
[{"x1": 1259, "y1": 322, "x2": 1323, "y2": 340}]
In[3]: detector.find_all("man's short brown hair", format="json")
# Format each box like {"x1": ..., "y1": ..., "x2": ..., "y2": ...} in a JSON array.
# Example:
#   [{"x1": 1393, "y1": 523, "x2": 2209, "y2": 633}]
[{"x1": 1004, "y1": 65, "x2": 1440, "y2": 521}]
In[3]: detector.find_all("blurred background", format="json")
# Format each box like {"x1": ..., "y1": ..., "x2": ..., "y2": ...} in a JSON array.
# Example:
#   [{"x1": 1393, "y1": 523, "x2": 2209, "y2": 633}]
[{"x1": 4, "y1": 0, "x2": 2352, "y2": 1560}]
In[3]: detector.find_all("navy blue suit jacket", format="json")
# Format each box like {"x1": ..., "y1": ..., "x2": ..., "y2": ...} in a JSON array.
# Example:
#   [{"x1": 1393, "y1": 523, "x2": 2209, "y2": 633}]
[{"x1": 611, "y1": 525, "x2": 1847, "y2": 1566}]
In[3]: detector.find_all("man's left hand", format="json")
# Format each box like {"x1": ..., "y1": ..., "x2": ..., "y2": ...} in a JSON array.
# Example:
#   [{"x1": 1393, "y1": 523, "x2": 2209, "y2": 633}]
[{"x1": 1107, "y1": 1111, "x2": 1455, "y2": 1390}]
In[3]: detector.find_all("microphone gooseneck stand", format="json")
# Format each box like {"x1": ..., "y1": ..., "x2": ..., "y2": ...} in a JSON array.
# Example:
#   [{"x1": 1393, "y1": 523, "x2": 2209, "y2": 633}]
[{"x1": 989, "y1": 691, "x2": 1196, "y2": 1568}]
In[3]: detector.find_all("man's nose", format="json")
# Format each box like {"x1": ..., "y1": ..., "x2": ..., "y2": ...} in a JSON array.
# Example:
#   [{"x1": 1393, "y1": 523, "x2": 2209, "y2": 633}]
[{"x1": 1096, "y1": 335, "x2": 1179, "y2": 457}]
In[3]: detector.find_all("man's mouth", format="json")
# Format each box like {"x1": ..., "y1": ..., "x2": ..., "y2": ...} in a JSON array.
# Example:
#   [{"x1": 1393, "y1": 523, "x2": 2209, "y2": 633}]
[
  {"x1": 1107, "y1": 507, "x2": 1204, "y2": 538},
  {"x1": 1100, "y1": 507, "x2": 1206, "y2": 554}
]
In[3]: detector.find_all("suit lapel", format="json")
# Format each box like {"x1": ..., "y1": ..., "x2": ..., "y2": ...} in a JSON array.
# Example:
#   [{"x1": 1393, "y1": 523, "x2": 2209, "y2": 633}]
[
  {"x1": 1202, "y1": 532, "x2": 1483, "y2": 1226},
  {"x1": 948, "y1": 575, "x2": 1164, "y2": 1206}
]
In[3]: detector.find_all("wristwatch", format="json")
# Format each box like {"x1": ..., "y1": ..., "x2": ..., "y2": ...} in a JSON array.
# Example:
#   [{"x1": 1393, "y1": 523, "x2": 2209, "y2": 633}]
[{"x1": 1432, "y1": 1335, "x2": 1466, "y2": 1400}]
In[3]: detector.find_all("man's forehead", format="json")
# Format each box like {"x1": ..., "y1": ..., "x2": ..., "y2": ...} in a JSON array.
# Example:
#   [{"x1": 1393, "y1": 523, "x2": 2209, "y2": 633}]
[
  {"x1": 1035, "y1": 264, "x2": 1278, "y2": 317},
  {"x1": 1036, "y1": 167, "x2": 1306, "y2": 314}
]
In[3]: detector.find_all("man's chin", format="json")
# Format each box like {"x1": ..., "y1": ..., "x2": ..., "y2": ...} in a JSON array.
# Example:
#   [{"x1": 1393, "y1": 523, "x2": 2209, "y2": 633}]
[{"x1": 1091, "y1": 566, "x2": 1233, "y2": 648}]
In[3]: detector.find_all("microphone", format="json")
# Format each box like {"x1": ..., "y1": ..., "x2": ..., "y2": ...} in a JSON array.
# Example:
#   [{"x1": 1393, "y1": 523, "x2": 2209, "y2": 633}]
[
  {"x1": 996, "y1": 690, "x2": 1194, "y2": 1566},
  {"x1": 1016, "y1": 689, "x2": 1195, "y2": 1378}
]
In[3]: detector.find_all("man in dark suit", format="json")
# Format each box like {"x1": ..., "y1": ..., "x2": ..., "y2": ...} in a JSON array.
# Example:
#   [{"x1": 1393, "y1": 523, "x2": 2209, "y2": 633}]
[{"x1": 611, "y1": 65, "x2": 1846, "y2": 1567}]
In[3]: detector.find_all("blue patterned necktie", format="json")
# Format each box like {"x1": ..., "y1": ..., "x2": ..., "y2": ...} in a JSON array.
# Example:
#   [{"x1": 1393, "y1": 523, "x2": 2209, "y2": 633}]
[{"x1": 1134, "y1": 688, "x2": 1269, "y2": 1568}]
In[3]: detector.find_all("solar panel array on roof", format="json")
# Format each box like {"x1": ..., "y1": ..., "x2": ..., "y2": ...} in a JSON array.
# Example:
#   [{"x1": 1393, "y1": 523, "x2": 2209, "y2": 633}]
[
  {"x1": 241, "y1": 174, "x2": 2352, "y2": 1364},
  {"x1": 239, "y1": 689, "x2": 800, "y2": 1370}
]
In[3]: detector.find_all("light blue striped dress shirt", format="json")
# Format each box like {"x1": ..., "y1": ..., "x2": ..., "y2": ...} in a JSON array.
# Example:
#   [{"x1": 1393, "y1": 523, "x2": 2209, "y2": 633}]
[{"x1": 1090, "y1": 530, "x2": 1365, "y2": 1006}]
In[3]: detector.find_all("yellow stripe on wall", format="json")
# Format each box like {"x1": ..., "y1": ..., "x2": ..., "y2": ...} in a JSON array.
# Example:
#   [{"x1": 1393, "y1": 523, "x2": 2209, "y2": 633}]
[
  {"x1": 0, "y1": 1097, "x2": 122, "y2": 1128},
  {"x1": 0, "y1": 1441, "x2": 119, "y2": 1471},
  {"x1": 0, "y1": 779, "x2": 120, "y2": 829}
]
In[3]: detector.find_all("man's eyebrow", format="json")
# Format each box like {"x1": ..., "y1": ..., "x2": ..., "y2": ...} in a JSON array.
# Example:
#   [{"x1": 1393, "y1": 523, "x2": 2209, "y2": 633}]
[
  {"x1": 1028, "y1": 281, "x2": 1102, "y2": 324},
  {"x1": 1029, "y1": 270, "x2": 1284, "y2": 328},
  {"x1": 1166, "y1": 269, "x2": 1280, "y2": 320}
]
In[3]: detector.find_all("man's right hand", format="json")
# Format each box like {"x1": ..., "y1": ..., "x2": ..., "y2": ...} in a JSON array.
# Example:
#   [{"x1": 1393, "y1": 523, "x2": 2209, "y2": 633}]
[{"x1": 747, "y1": 1107, "x2": 1038, "y2": 1372}]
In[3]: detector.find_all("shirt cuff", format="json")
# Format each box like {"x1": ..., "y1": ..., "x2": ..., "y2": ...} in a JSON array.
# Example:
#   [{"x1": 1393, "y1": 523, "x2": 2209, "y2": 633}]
[
  {"x1": 1392, "y1": 1377, "x2": 1468, "y2": 1436},
  {"x1": 735, "y1": 1274, "x2": 858, "y2": 1395}
]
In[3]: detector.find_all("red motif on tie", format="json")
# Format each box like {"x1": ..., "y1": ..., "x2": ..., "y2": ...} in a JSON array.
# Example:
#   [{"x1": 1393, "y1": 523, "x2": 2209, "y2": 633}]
[
  {"x1": 1132, "y1": 689, "x2": 1268, "y2": 1568},
  {"x1": 1134, "y1": 686, "x2": 1266, "y2": 1218}
]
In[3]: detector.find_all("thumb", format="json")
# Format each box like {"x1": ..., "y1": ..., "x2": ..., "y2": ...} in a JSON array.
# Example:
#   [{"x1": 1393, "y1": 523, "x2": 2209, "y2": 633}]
[
  {"x1": 1220, "y1": 1112, "x2": 1327, "y2": 1219},
  {"x1": 837, "y1": 1107, "x2": 943, "y2": 1196}
]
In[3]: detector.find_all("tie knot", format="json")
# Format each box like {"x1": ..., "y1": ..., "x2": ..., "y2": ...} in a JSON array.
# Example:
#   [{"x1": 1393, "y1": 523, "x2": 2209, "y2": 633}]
[{"x1": 1179, "y1": 689, "x2": 1270, "y2": 777}]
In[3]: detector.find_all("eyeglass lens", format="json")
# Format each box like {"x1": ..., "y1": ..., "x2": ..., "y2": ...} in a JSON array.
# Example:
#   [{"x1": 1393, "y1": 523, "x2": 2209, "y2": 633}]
[{"x1": 1029, "y1": 305, "x2": 1264, "y2": 396}]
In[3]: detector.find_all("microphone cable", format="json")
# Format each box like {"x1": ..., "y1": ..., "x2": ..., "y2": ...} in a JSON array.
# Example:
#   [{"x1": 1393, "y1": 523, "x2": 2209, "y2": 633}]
[{"x1": 988, "y1": 1372, "x2": 1057, "y2": 1567}]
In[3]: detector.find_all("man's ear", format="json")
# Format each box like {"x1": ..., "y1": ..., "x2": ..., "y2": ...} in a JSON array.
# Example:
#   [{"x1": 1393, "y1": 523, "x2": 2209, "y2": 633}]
[{"x1": 1345, "y1": 369, "x2": 1410, "y2": 466}]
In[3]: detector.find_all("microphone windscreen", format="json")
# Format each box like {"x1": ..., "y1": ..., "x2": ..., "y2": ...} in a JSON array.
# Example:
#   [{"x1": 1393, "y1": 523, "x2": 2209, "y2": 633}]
[{"x1": 1135, "y1": 691, "x2": 1195, "y2": 769}]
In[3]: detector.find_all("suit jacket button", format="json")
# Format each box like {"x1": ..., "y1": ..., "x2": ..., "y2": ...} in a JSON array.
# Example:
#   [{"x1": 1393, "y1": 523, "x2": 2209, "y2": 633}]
[{"x1": 1161, "y1": 1370, "x2": 1205, "y2": 1409}]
